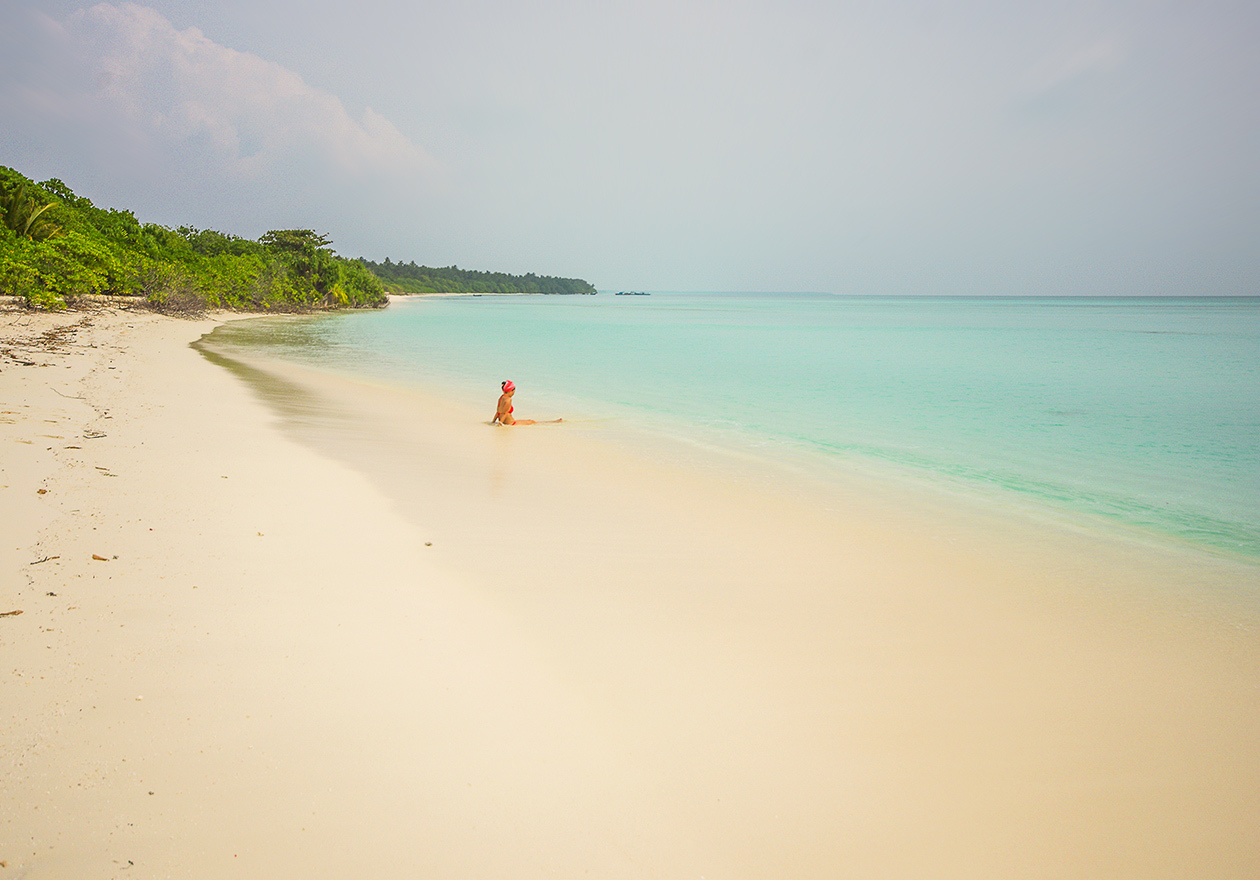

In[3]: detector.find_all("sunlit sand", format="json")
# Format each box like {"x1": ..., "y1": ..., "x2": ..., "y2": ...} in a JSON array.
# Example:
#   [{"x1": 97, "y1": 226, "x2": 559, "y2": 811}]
[{"x1": 3, "y1": 307, "x2": 1258, "y2": 878}]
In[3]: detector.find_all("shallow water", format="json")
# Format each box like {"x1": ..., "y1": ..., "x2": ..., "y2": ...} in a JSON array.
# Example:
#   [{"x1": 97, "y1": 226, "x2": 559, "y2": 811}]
[{"x1": 208, "y1": 294, "x2": 1260, "y2": 561}]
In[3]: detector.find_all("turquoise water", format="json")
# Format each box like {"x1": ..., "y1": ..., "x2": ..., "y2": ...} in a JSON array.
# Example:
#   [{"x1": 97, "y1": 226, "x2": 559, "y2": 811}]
[{"x1": 210, "y1": 294, "x2": 1260, "y2": 559}]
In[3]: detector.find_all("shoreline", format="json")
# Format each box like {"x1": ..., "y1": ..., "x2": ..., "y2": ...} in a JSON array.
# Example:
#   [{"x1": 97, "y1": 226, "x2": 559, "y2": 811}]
[
  {"x1": 352, "y1": 292, "x2": 1260, "y2": 566},
  {"x1": 1, "y1": 307, "x2": 472, "y2": 876},
  {"x1": 4, "y1": 306, "x2": 1260, "y2": 878},
  {"x1": 205, "y1": 323, "x2": 1260, "y2": 627},
  {"x1": 208, "y1": 320, "x2": 1260, "y2": 875}
]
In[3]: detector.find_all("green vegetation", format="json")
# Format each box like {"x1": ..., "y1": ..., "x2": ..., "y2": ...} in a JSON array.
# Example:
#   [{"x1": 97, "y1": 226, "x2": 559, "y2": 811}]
[
  {"x1": 361, "y1": 258, "x2": 595, "y2": 295},
  {"x1": 0, "y1": 165, "x2": 597, "y2": 311},
  {"x1": 0, "y1": 166, "x2": 386, "y2": 312}
]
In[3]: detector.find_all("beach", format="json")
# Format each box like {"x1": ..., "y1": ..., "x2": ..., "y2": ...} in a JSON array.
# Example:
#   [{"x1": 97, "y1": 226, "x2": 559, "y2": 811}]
[{"x1": 3, "y1": 305, "x2": 1259, "y2": 878}]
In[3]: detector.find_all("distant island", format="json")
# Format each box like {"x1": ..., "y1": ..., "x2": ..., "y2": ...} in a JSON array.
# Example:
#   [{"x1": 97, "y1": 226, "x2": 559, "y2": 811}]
[
  {"x1": 361, "y1": 258, "x2": 595, "y2": 296},
  {"x1": 1, "y1": 165, "x2": 595, "y2": 311}
]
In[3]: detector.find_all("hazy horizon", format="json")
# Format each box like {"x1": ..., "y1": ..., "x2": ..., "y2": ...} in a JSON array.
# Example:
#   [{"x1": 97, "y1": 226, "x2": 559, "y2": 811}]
[{"x1": 3, "y1": 0, "x2": 1257, "y2": 295}]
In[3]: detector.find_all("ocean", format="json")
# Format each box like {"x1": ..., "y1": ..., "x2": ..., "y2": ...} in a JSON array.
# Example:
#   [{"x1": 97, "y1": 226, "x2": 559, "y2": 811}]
[{"x1": 206, "y1": 293, "x2": 1260, "y2": 562}]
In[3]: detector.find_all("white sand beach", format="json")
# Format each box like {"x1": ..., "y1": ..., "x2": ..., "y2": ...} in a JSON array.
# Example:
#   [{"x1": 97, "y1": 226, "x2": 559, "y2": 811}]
[{"x1": 3, "y1": 306, "x2": 1258, "y2": 879}]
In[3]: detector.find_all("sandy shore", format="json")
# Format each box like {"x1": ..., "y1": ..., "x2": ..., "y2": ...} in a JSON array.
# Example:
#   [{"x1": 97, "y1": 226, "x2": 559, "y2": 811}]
[{"x1": 3, "y1": 306, "x2": 1259, "y2": 878}]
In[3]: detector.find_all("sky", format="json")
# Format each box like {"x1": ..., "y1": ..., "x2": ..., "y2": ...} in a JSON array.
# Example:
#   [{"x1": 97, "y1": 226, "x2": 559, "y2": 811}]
[{"x1": 1, "y1": 0, "x2": 1257, "y2": 294}]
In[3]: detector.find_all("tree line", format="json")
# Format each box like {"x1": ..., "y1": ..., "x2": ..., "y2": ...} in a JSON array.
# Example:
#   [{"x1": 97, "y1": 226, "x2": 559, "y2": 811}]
[
  {"x1": 361, "y1": 258, "x2": 596, "y2": 295},
  {"x1": 1, "y1": 166, "x2": 597, "y2": 312},
  {"x1": 0, "y1": 166, "x2": 385, "y2": 312},
  {"x1": 1, "y1": 163, "x2": 388, "y2": 311}
]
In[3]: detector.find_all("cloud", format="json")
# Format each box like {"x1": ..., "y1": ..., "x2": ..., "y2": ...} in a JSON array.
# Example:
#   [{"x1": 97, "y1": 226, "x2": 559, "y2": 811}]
[
  {"x1": 3, "y1": 0, "x2": 1255, "y2": 291},
  {"x1": 0, "y1": 2, "x2": 439, "y2": 250},
  {"x1": 66, "y1": 2, "x2": 435, "y2": 180},
  {"x1": 1033, "y1": 39, "x2": 1126, "y2": 92}
]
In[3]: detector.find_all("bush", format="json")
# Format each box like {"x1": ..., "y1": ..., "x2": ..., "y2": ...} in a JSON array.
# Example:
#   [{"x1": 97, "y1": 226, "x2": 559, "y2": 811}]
[{"x1": 143, "y1": 265, "x2": 209, "y2": 316}]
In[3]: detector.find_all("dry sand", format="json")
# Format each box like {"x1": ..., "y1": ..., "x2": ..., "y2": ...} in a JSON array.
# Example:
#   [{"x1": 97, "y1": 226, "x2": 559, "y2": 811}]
[{"x1": 3, "y1": 306, "x2": 1258, "y2": 879}]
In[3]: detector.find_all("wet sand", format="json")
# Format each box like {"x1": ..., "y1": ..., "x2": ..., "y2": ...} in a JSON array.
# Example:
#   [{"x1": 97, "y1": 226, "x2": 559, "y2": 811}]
[{"x1": 3, "y1": 306, "x2": 1259, "y2": 878}]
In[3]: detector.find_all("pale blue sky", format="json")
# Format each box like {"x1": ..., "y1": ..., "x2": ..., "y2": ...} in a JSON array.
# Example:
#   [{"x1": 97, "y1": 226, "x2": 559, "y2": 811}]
[{"x1": 2, "y1": 0, "x2": 1257, "y2": 293}]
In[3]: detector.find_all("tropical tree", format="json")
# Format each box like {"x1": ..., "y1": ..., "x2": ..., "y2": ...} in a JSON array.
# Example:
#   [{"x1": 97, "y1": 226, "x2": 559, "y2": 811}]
[
  {"x1": 260, "y1": 229, "x2": 341, "y2": 305},
  {"x1": 1, "y1": 181, "x2": 62, "y2": 241}
]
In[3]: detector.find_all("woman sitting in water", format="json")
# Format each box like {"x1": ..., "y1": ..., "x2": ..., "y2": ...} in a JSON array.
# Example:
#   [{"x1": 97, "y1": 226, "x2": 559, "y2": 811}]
[{"x1": 493, "y1": 380, "x2": 561, "y2": 425}]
